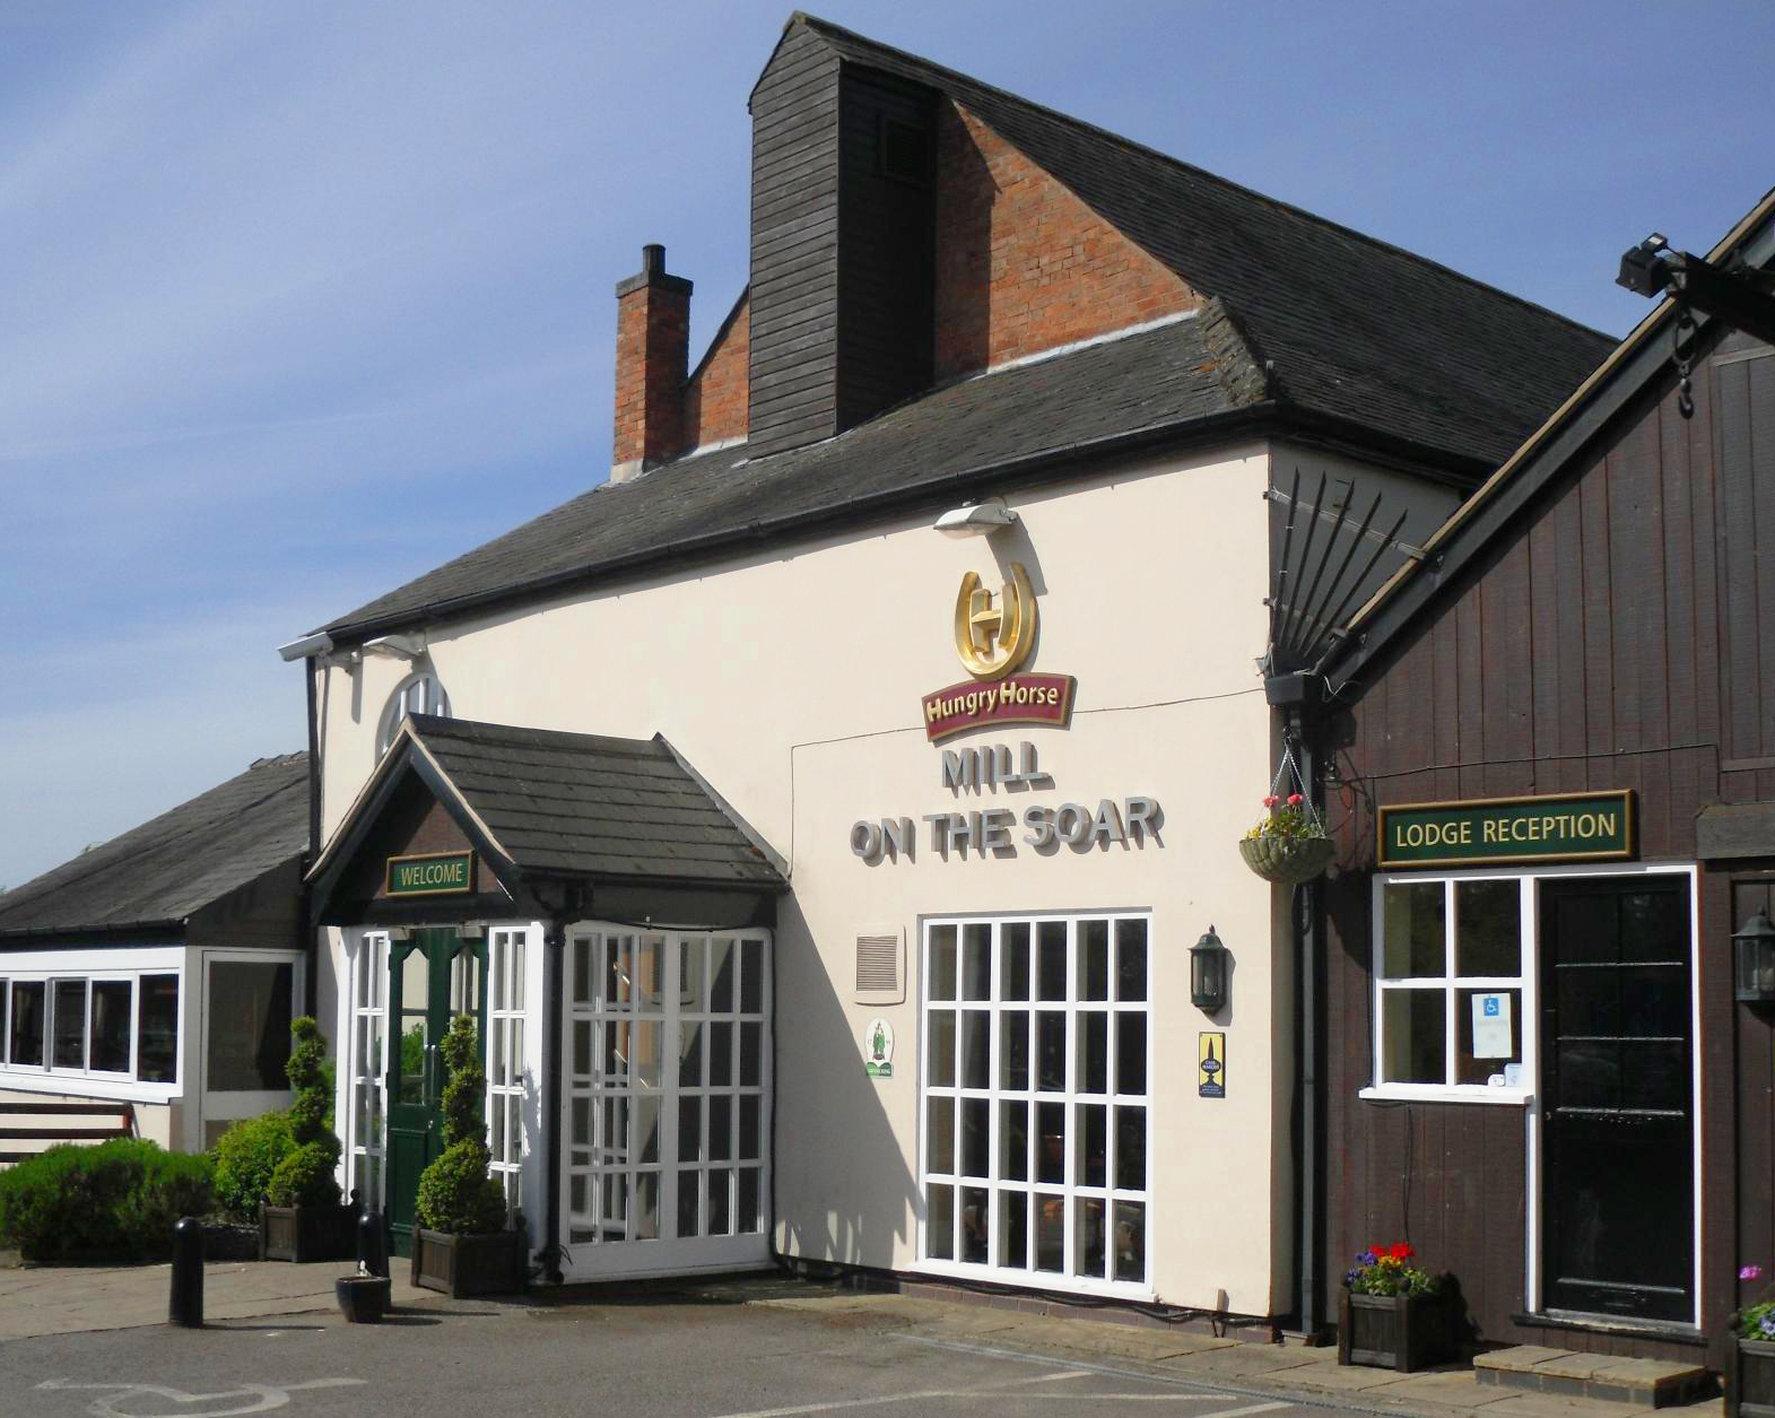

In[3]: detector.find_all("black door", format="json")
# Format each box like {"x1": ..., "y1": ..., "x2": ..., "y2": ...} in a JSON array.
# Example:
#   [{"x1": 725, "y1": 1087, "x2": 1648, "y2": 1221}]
[{"x1": 1539, "y1": 876, "x2": 1693, "y2": 1322}]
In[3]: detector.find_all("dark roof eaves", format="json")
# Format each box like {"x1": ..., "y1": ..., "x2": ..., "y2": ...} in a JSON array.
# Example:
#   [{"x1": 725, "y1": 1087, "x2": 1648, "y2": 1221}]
[{"x1": 0, "y1": 918, "x2": 188, "y2": 945}]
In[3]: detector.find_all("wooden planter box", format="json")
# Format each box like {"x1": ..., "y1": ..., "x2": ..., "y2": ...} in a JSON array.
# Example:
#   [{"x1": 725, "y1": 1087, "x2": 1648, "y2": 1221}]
[
  {"x1": 410, "y1": 1227, "x2": 526, "y2": 1299},
  {"x1": 1729, "y1": 1338, "x2": 1775, "y2": 1418},
  {"x1": 259, "y1": 1203, "x2": 357, "y2": 1263},
  {"x1": 1338, "y1": 1289, "x2": 1457, "y2": 1373}
]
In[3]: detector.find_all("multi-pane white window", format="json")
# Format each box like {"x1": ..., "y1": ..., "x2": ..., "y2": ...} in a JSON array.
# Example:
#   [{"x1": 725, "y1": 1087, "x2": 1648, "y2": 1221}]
[
  {"x1": 564, "y1": 928, "x2": 770, "y2": 1257},
  {"x1": 487, "y1": 927, "x2": 528, "y2": 1210},
  {"x1": 348, "y1": 933, "x2": 389, "y2": 1206},
  {"x1": 920, "y1": 914, "x2": 1151, "y2": 1295},
  {"x1": 375, "y1": 671, "x2": 449, "y2": 755},
  {"x1": 0, "y1": 970, "x2": 180, "y2": 1085},
  {"x1": 1368, "y1": 875, "x2": 1529, "y2": 1100}
]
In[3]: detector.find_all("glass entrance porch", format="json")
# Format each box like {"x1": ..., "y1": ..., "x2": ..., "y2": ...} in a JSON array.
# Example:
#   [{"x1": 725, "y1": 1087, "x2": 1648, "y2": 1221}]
[{"x1": 562, "y1": 926, "x2": 772, "y2": 1282}]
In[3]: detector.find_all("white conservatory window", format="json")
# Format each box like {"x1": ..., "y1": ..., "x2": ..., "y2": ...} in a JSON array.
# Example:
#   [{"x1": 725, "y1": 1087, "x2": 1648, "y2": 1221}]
[
  {"x1": 348, "y1": 932, "x2": 389, "y2": 1207},
  {"x1": 920, "y1": 913, "x2": 1151, "y2": 1296},
  {"x1": 376, "y1": 671, "x2": 449, "y2": 755},
  {"x1": 488, "y1": 926, "x2": 528, "y2": 1210}
]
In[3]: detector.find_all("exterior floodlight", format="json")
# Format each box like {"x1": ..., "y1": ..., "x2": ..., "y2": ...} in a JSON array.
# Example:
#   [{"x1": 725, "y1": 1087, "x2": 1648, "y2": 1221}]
[
  {"x1": 363, "y1": 632, "x2": 428, "y2": 660},
  {"x1": 934, "y1": 498, "x2": 1019, "y2": 538},
  {"x1": 1616, "y1": 232, "x2": 1672, "y2": 297},
  {"x1": 276, "y1": 631, "x2": 334, "y2": 662}
]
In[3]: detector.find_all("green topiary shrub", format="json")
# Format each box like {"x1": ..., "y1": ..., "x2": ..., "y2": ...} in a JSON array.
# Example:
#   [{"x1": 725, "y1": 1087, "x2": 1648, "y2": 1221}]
[
  {"x1": 0, "y1": 1139, "x2": 214, "y2": 1263},
  {"x1": 212, "y1": 1110, "x2": 295, "y2": 1223},
  {"x1": 414, "y1": 1014, "x2": 506, "y2": 1236},
  {"x1": 264, "y1": 1015, "x2": 342, "y2": 1209}
]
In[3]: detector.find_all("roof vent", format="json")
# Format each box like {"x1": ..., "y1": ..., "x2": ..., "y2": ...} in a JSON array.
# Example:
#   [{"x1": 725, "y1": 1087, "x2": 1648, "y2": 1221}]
[{"x1": 854, "y1": 930, "x2": 905, "y2": 1005}]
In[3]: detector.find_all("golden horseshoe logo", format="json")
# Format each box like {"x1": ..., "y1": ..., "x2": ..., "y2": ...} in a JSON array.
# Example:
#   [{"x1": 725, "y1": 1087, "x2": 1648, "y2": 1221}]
[{"x1": 953, "y1": 563, "x2": 1037, "y2": 680}]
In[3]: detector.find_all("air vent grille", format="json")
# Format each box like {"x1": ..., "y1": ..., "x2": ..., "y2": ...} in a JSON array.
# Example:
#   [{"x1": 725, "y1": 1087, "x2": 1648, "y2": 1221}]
[{"x1": 854, "y1": 930, "x2": 905, "y2": 1005}]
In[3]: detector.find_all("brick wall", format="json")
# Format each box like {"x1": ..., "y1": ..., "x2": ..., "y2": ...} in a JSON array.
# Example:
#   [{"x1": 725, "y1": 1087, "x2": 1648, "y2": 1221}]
[
  {"x1": 683, "y1": 292, "x2": 750, "y2": 451},
  {"x1": 612, "y1": 248, "x2": 692, "y2": 475},
  {"x1": 933, "y1": 101, "x2": 1198, "y2": 380}
]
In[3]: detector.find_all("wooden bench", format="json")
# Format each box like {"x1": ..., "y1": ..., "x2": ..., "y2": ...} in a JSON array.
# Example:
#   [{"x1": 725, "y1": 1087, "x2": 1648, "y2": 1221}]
[{"x1": 0, "y1": 1101, "x2": 137, "y2": 1165}]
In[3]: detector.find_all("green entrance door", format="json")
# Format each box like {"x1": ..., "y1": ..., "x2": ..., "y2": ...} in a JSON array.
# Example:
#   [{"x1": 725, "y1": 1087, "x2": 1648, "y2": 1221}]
[{"x1": 386, "y1": 928, "x2": 486, "y2": 1258}]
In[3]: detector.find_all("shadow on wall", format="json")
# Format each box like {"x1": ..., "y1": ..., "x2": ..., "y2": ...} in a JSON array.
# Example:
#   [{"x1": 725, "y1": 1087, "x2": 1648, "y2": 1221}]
[{"x1": 772, "y1": 894, "x2": 920, "y2": 1272}]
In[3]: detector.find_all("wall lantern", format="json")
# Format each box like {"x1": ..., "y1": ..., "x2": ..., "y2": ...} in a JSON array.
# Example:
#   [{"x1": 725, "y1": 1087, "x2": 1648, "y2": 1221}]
[
  {"x1": 1190, "y1": 926, "x2": 1230, "y2": 1014},
  {"x1": 1734, "y1": 909, "x2": 1775, "y2": 1003}
]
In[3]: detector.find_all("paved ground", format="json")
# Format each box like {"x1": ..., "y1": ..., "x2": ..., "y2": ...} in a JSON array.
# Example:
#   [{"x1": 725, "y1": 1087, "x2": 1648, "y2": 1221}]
[{"x1": 0, "y1": 1263, "x2": 1727, "y2": 1418}]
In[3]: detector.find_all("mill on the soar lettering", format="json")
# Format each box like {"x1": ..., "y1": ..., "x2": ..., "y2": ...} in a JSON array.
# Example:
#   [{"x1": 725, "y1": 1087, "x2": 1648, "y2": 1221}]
[{"x1": 383, "y1": 850, "x2": 477, "y2": 897}]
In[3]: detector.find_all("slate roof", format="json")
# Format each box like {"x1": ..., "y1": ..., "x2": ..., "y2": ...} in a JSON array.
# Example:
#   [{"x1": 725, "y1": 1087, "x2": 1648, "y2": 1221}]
[
  {"x1": 325, "y1": 307, "x2": 1257, "y2": 635},
  {"x1": 0, "y1": 753, "x2": 308, "y2": 940},
  {"x1": 800, "y1": 14, "x2": 1613, "y2": 470},
  {"x1": 319, "y1": 14, "x2": 1613, "y2": 643},
  {"x1": 402, "y1": 715, "x2": 785, "y2": 888}
]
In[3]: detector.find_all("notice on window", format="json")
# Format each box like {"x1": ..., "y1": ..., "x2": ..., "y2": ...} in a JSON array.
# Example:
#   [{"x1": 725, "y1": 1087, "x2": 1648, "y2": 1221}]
[{"x1": 1471, "y1": 991, "x2": 1513, "y2": 1059}]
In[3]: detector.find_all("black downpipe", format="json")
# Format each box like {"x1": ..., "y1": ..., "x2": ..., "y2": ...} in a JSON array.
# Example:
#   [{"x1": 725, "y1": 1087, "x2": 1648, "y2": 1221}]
[
  {"x1": 540, "y1": 916, "x2": 567, "y2": 1284},
  {"x1": 301, "y1": 657, "x2": 322, "y2": 1018},
  {"x1": 1293, "y1": 716, "x2": 1323, "y2": 1337}
]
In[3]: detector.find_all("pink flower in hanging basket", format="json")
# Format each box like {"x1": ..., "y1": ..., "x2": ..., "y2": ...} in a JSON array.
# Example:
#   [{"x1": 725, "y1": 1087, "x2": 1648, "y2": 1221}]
[
  {"x1": 1262, "y1": 795, "x2": 1279, "y2": 808},
  {"x1": 1287, "y1": 793, "x2": 1304, "y2": 806}
]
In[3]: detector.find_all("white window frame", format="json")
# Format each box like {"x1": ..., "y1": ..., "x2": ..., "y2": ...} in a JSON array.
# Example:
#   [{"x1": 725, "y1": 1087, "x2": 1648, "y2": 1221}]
[
  {"x1": 343, "y1": 929, "x2": 390, "y2": 1208},
  {"x1": 916, "y1": 911, "x2": 1154, "y2": 1301},
  {"x1": 1362, "y1": 871, "x2": 1535, "y2": 1104},
  {"x1": 376, "y1": 670, "x2": 450, "y2": 756},
  {"x1": 198, "y1": 949, "x2": 306, "y2": 1131},
  {"x1": 487, "y1": 925, "x2": 530, "y2": 1211},
  {"x1": 0, "y1": 947, "x2": 185, "y2": 1102}
]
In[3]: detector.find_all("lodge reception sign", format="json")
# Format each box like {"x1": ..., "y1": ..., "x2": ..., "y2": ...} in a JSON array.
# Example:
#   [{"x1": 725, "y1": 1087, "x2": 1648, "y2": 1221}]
[{"x1": 1377, "y1": 791, "x2": 1635, "y2": 869}]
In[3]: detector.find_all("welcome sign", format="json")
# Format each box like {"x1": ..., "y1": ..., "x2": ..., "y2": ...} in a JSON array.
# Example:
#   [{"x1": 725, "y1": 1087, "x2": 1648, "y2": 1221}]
[
  {"x1": 1377, "y1": 791, "x2": 1634, "y2": 868},
  {"x1": 385, "y1": 850, "x2": 475, "y2": 896}
]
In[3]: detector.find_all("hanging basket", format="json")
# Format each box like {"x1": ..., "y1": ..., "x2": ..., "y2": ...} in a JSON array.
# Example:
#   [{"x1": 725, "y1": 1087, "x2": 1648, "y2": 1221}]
[{"x1": 1240, "y1": 833, "x2": 1335, "y2": 885}]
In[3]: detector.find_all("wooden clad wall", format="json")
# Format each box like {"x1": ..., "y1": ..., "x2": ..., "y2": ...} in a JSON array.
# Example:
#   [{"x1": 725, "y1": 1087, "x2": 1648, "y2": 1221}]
[
  {"x1": 748, "y1": 24, "x2": 842, "y2": 457},
  {"x1": 835, "y1": 66, "x2": 935, "y2": 428},
  {"x1": 1321, "y1": 332, "x2": 1775, "y2": 1365}
]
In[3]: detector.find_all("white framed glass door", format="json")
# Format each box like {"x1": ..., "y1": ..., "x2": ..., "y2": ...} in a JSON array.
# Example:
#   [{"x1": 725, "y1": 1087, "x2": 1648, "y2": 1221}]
[{"x1": 561, "y1": 924, "x2": 771, "y2": 1281}]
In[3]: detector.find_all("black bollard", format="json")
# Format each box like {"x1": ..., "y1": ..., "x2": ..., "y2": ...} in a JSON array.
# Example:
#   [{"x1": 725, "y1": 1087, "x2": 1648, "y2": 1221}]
[
  {"x1": 169, "y1": 1216, "x2": 203, "y2": 1327},
  {"x1": 357, "y1": 1209, "x2": 388, "y2": 1279}
]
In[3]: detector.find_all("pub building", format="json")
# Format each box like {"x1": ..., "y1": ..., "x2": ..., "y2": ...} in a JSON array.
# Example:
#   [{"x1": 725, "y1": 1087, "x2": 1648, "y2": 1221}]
[
  {"x1": 1307, "y1": 188, "x2": 1775, "y2": 1367},
  {"x1": 278, "y1": 14, "x2": 1608, "y2": 1321}
]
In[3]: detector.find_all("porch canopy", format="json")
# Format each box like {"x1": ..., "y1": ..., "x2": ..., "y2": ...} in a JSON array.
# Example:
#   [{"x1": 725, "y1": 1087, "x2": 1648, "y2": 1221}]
[{"x1": 308, "y1": 714, "x2": 786, "y2": 929}]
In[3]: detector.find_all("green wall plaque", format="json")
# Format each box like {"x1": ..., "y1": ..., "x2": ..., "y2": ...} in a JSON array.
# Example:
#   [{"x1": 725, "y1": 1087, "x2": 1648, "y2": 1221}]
[
  {"x1": 385, "y1": 850, "x2": 475, "y2": 896},
  {"x1": 1377, "y1": 791, "x2": 1634, "y2": 869}
]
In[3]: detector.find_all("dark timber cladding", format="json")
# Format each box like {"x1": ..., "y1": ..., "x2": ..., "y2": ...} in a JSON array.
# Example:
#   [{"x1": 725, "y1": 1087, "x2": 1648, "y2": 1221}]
[
  {"x1": 835, "y1": 66, "x2": 935, "y2": 428},
  {"x1": 748, "y1": 22, "x2": 842, "y2": 457},
  {"x1": 1317, "y1": 325, "x2": 1775, "y2": 1367}
]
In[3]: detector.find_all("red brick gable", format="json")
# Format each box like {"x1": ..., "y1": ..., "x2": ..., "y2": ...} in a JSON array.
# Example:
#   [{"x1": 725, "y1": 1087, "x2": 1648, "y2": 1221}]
[
  {"x1": 683, "y1": 293, "x2": 750, "y2": 451},
  {"x1": 933, "y1": 101, "x2": 1199, "y2": 381}
]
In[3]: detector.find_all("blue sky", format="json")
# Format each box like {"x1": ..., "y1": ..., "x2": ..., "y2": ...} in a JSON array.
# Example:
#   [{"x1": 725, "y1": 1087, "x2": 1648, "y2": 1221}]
[{"x1": 2, "y1": 0, "x2": 1770, "y2": 888}]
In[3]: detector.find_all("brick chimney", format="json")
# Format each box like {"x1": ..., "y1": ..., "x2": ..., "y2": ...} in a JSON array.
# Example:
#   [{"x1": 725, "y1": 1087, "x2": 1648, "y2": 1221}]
[{"x1": 611, "y1": 243, "x2": 692, "y2": 482}]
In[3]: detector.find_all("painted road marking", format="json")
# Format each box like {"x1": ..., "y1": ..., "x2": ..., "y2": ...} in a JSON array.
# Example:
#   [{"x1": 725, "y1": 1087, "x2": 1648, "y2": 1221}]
[{"x1": 35, "y1": 1377, "x2": 366, "y2": 1416}]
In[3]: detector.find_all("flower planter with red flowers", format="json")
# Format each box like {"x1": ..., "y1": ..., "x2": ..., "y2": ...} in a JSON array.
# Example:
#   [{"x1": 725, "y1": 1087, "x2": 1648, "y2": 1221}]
[
  {"x1": 1338, "y1": 1244, "x2": 1458, "y2": 1373},
  {"x1": 1730, "y1": 1264, "x2": 1775, "y2": 1418},
  {"x1": 1240, "y1": 793, "x2": 1334, "y2": 885}
]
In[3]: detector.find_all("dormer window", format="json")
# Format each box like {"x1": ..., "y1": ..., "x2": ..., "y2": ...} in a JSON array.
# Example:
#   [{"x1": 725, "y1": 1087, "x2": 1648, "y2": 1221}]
[{"x1": 377, "y1": 671, "x2": 449, "y2": 755}]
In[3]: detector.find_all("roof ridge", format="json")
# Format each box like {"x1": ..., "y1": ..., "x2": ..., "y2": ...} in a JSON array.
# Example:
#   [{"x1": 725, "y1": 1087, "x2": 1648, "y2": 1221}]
[{"x1": 794, "y1": 12, "x2": 1612, "y2": 345}]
